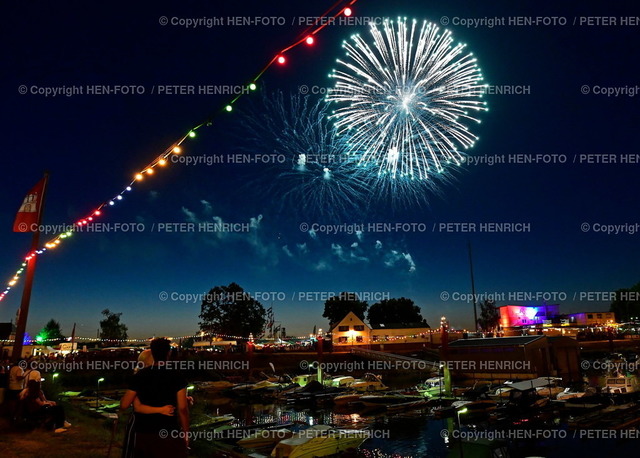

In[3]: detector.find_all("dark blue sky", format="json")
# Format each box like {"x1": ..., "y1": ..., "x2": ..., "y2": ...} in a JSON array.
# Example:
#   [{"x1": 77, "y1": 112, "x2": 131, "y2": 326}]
[{"x1": 1, "y1": 0, "x2": 639, "y2": 339}]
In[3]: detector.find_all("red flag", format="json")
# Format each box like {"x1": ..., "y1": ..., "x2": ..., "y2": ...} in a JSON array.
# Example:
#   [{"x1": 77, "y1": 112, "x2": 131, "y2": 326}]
[{"x1": 13, "y1": 177, "x2": 47, "y2": 232}]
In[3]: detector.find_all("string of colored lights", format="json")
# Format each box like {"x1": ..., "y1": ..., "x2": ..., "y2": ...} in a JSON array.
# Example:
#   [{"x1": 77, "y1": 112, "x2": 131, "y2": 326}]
[{"x1": 0, "y1": 1, "x2": 358, "y2": 305}]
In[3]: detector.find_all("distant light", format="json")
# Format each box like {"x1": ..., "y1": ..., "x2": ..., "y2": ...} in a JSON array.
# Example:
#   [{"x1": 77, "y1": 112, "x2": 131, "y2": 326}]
[
  {"x1": 305, "y1": 36, "x2": 314, "y2": 45},
  {"x1": 277, "y1": 55, "x2": 286, "y2": 64},
  {"x1": 135, "y1": 173, "x2": 144, "y2": 181},
  {"x1": 158, "y1": 158, "x2": 167, "y2": 166},
  {"x1": 116, "y1": 195, "x2": 123, "y2": 200},
  {"x1": 188, "y1": 131, "x2": 196, "y2": 138},
  {"x1": 94, "y1": 210, "x2": 101, "y2": 216},
  {"x1": 98, "y1": 377, "x2": 105, "y2": 383},
  {"x1": 145, "y1": 168, "x2": 154, "y2": 175},
  {"x1": 344, "y1": 7, "x2": 353, "y2": 17},
  {"x1": 225, "y1": 105, "x2": 233, "y2": 112},
  {"x1": 249, "y1": 83, "x2": 257, "y2": 91},
  {"x1": 125, "y1": 186, "x2": 132, "y2": 191},
  {"x1": 173, "y1": 146, "x2": 182, "y2": 153}
]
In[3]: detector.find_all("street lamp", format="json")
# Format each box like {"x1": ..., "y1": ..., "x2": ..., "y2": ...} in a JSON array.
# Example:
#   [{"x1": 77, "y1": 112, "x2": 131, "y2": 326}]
[
  {"x1": 96, "y1": 377, "x2": 105, "y2": 409},
  {"x1": 456, "y1": 407, "x2": 468, "y2": 458}
]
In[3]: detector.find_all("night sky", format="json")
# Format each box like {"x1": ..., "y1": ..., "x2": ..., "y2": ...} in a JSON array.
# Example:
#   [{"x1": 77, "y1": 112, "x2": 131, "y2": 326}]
[{"x1": 2, "y1": 0, "x2": 639, "y2": 339}]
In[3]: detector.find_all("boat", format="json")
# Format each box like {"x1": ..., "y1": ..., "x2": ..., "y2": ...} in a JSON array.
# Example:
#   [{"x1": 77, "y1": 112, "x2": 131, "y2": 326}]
[
  {"x1": 416, "y1": 376, "x2": 445, "y2": 398},
  {"x1": 458, "y1": 400, "x2": 498, "y2": 417},
  {"x1": 283, "y1": 381, "x2": 343, "y2": 404},
  {"x1": 535, "y1": 385, "x2": 565, "y2": 399},
  {"x1": 237, "y1": 428, "x2": 294, "y2": 449},
  {"x1": 488, "y1": 386, "x2": 514, "y2": 401},
  {"x1": 323, "y1": 375, "x2": 356, "y2": 388},
  {"x1": 359, "y1": 393, "x2": 423, "y2": 408},
  {"x1": 193, "y1": 380, "x2": 236, "y2": 392},
  {"x1": 534, "y1": 378, "x2": 566, "y2": 399},
  {"x1": 270, "y1": 425, "x2": 369, "y2": 458},
  {"x1": 556, "y1": 387, "x2": 586, "y2": 401},
  {"x1": 602, "y1": 374, "x2": 640, "y2": 394},
  {"x1": 349, "y1": 373, "x2": 387, "y2": 392},
  {"x1": 333, "y1": 393, "x2": 362, "y2": 406},
  {"x1": 232, "y1": 380, "x2": 282, "y2": 396},
  {"x1": 192, "y1": 414, "x2": 235, "y2": 429},
  {"x1": 292, "y1": 374, "x2": 318, "y2": 387}
]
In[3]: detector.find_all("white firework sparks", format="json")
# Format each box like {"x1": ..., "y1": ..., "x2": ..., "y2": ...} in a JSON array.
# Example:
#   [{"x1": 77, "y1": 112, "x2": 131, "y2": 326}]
[
  {"x1": 237, "y1": 91, "x2": 371, "y2": 220},
  {"x1": 327, "y1": 18, "x2": 488, "y2": 180}
]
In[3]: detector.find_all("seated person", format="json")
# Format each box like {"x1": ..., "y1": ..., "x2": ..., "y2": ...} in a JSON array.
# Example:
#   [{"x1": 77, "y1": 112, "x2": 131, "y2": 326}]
[{"x1": 19, "y1": 379, "x2": 70, "y2": 433}]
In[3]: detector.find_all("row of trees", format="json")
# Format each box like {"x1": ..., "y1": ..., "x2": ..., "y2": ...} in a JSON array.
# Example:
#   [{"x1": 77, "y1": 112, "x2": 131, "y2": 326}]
[
  {"x1": 36, "y1": 280, "x2": 639, "y2": 345},
  {"x1": 33, "y1": 309, "x2": 128, "y2": 345},
  {"x1": 35, "y1": 286, "x2": 497, "y2": 346},
  {"x1": 321, "y1": 292, "x2": 429, "y2": 328},
  {"x1": 322, "y1": 292, "x2": 502, "y2": 332}
]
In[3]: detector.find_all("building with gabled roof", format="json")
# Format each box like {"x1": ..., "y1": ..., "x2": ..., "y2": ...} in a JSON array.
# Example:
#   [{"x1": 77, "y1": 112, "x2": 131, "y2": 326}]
[{"x1": 329, "y1": 312, "x2": 432, "y2": 351}]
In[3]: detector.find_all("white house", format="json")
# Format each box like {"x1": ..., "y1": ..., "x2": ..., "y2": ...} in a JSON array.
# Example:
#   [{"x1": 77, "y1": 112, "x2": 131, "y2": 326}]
[{"x1": 330, "y1": 312, "x2": 432, "y2": 349}]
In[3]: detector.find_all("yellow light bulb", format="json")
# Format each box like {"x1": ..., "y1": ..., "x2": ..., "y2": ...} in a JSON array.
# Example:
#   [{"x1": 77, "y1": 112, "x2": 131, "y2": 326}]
[
  {"x1": 135, "y1": 173, "x2": 144, "y2": 181},
  {"x1": 173, "y1": 146, "x2": 182, "y2": 153}
]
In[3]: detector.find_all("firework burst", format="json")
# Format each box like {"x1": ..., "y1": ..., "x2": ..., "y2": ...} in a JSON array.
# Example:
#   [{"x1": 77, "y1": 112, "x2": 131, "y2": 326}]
[
  {"x1": 238, "y1": 91, "x2": 370, "y2": 220},
  {"x1": 326, "y1": 18, "x2": 487, "y2": 181}
]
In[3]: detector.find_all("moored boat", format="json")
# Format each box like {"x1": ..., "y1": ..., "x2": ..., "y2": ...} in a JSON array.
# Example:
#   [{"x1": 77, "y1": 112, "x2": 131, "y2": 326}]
[
  {"x1": 349, "y1": 373, "x2": 387, "y2": 392},
  {"x1": 359, "y1": 393, "x2": 423, "y2": 408},
  {"x1": 269, "y1": 425, "x2": 368, "y2": 458}
]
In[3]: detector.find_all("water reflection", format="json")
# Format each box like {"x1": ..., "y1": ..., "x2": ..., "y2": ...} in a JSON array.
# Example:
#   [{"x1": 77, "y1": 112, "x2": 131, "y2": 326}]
[{"x1": 199, "y1": 393, "x2": 448, "y2": 457}]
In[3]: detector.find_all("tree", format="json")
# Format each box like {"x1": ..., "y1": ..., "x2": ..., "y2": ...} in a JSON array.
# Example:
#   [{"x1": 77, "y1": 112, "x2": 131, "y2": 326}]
[
  {"x1": 610, "y1": 281, "x2": 640, "y2": 322},
  {"x1": 181, "y1": 337, "x2": 195, "y2": 349},
  {"x1": 367, "y1": 298, "x2": 428, "y2": 328},
  {"x1": 36, "y1": 319, "x2": 65, "y2": 343},
  {"x1": 477, "y1": 300, "x2": 500, "y2": 333},
  {"x1": 199, "y1": 283, "x2": 266, "y2": 338},
  {"x1": 323, "y1": 292, "x2": 368, "y2": 327},
  {"x1": 99, "y1": 309, "x2": 128, "y2": 343}
]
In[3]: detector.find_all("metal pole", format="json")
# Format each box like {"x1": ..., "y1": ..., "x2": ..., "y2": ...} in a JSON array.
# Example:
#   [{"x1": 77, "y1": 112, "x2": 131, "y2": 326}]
[
  {"x1": 12, "y1": 172, "x2": 49, "y2": 361},
  {"x1": 468, "y1": 241, "x2": 478, "y2": 332}
]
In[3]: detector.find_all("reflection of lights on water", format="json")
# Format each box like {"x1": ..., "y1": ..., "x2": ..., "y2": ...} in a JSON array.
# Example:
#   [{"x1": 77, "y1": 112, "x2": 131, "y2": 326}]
[{"x1": 359, "y1": 449, "x2": 410, "y2": 458}]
